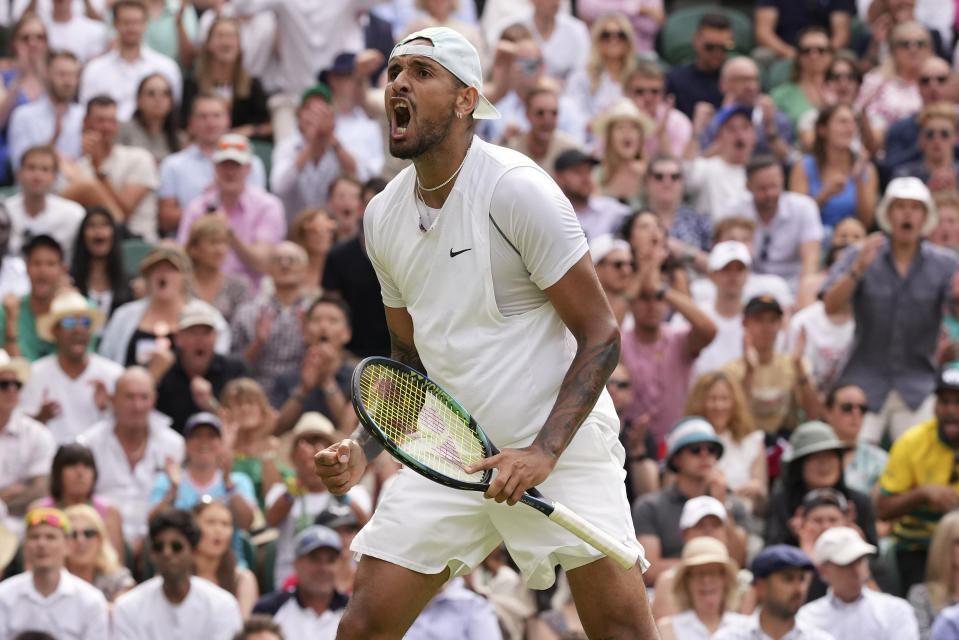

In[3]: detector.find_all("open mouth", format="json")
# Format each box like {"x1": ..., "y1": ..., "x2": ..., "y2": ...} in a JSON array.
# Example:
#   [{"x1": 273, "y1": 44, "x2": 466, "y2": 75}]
[{"x1": 391, "y1": 98, "x2": 411, "y2": 139}]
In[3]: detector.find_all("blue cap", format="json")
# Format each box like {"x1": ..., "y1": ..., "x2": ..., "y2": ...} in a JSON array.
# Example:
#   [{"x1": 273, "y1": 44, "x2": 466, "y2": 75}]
[
  {"x1": 665, "y1": 416, "x2": 723, "y2": 471},
  {"x1": 715, "y1": 103, "x2": 752, "y2": 129},
  {"x1": 751, "y1": 544, "x2": 813, "y2": 579},
  {"x1": 183, "y1": 412, "x2": 222, "y2": 438},
  {"x1": 295, "y1": 525, "x2": 342, "y2": 557}
]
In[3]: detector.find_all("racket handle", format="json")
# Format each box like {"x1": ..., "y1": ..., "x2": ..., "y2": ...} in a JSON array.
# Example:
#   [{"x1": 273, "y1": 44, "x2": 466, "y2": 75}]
[{"x1": 547, "y1": 502, "x2": 646, "y2": 571}]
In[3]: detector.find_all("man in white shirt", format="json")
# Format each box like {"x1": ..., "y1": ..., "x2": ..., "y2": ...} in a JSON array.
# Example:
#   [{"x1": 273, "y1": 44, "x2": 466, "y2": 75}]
[
  {"x1": 20, "y1": 290, "x2": 122, "y2": 445},
  {"x1": 113, "y1": 508, "x2": 243, "y2": 640},
  {"x1": 8, "y1": 50, "x2": 84, "y2": 171},
  {"x1": 504, "y1": 86, "x2": 580, "y2": 172},
  {"x1": 684, "y1": 103, "x2": 756, "y2": 219},
  {"x1": 78, "y1": 367, "x2": 185, "y2": 548},
  {"x1": 0, "y1": 350, "x2": 55, "y2": 534},
  {"x1": 157, "y1": 95, "x2": 267, "y2": 236},
  {"x1": 714, "y1": 545, "x2": 836, "y2": 640},
  {"x1": 44, "y1": 0, "x2": 107, "y2": 63},
  {"x1": 519, "y1": 0, "x2": 589, "y2": 84},
  {"x1": 797, "y1": 527, "x2": 919, "y2": 640},
  {"x1": 77, "y1": 0, "x2": 181, "y2": 121},
  {"x1": 0, "y1": 507, "x2": 109, "y2": 640},
  {"x1": 61, "y1": 95, "x2": 160, "y2": 241},
  {"x1": 720, "y1": 156, "x2": 824, "y2": 294},
  {"x1": 271, "y1": 84, "x2": 362, "y2": 221},
  {"x1": 320, "y1": 52, "x2": 385, "y2": 181},
  {"x1": 691, "y1": 241, "x2": 750, "y2": 380},
  {"x1": 6, "y1": 146, "x2": 84, "y2": 261},
  {"x1": 252, "y1": 525, "x2": 349, "y2": 640}
]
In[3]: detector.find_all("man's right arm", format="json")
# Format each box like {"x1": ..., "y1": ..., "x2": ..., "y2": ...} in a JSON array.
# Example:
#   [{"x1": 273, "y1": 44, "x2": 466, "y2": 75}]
[{"x1": 877, "y1": 486, "x2": 958, "y2": 520}]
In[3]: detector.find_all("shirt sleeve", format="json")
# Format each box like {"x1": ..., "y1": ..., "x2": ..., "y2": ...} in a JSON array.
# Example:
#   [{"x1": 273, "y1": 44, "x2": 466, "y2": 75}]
[
  {"x1": 149, "y1": 474, "x2": 172, "y2": 506},
  {"x1": 879, "y1": 432, "x2": 918, "y2": 495},
  {"x1": 253, "y1": 195, "x2": 287, "y2": 244},
  {"x1": 364, "y1": 206, "x2": 406, "y2": 308},
  {"x1": 26, "y1": 422, "x2": 55, "y2": 478},
  {"x1": 796, "y1": 195, "x2": 824, "y2": 242},
  {"x1": 631, "y1": 497, "x2": 658, "y2": 537},
  {"x1": 489, "y1": 165, "x2": 588, "y2": 290},
  {"x1": 83, "y1": 592, "x2": 110, "y2": 640},
  {"x1": 157, "y1": 156, "x2": 177, "y2": 199},
  {"x1": 230, "y1": 471, "x2": 257, "y2": 506},
  {"x1": 128, "y1": 149, "x2": 159, "y2": 189},
  {"x1": 268, "y1": 137, "x2": 301, "y2": 198},
  {"x1": 819, "y1": 243, "x2": 861, "y2": 298}
]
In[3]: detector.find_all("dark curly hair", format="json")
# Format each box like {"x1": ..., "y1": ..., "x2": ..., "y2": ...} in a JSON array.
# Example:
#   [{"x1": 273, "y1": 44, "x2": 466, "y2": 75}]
[{"x1": 148, "y1": 508, "x2": 202, "y2": 549}]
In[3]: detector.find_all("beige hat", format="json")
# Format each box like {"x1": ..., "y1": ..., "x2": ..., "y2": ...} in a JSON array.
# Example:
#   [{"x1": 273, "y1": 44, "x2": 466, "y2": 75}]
[
  {"x1": 672, "y1": 536, "x2": 739, "y2": 610},
  {"x1": 0, "y1": 349, "x2": 30, "y2": 385},
  {"x1": 291, "y1": 412, "x2": 338, "y2": 448},
  {"x1": 212, "y1": 133, "x2": 253, "y2": 165},
  {"x1": 178, "y1": 299, "x2": 220, "y2": 331},
  {"x1": 875, "y1": 176, "x2": 938, "y2": 236},
  {"x1": 139, "y1": 245, "x2": 192, "y2": 278},
  {"x1": 591, "y1": 99, "x2": 654, "y2": 145},
  {"x1": 36, "y1": 291, "x2": 105, "y2": 342}
]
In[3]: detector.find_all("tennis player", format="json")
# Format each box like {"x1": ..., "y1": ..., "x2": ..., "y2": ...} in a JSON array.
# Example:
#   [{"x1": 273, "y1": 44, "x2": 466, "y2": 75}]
[{"x1": 315, "y1": 26, "x2": 657, "y2": 639}]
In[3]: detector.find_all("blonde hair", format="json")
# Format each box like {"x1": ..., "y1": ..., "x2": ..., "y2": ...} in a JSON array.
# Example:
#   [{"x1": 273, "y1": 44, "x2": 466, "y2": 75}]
[
  {"x1": 415, "y1": 0, "x2": 460, "y2": 10},
  {"x1": 673, "y1": 558, "x2": 739, "y2": 612},
  {"x1": 878, "y1": 21, "x2": 931, "y2": 79},
  {"x1": 684, "y1": 372, "x2": 756, "y2": 443},
  {"x1": 186, "y1": 215, "x2": 230, "y2": 250},
  {"x1": 587, "y1": 13, "x2": 638, "y2": 94},
  {"x1": 601, "y1": 117, "x2": 647, "y2": 182},
  {"x1": 925, "y1": 511, "x2": 959, "y2": 611},
  {"x1": 934, "y1": 190, "x2": 959, "y2": 211},
  {"x1": 288, "y1": 208, "x2": 335, "y2": 248},
  {"x1": 195, "y1": 17, "x2": 251, "y2": 100},
  {"x1": 221, "y1": 377, "x2": 270, "y2": 416},
  {"x1": 64, "y1": 504, "x2": 122, "y2": 575},
  {"x1": 919, "y1": 101, "x2": 958, "y2": 130}
]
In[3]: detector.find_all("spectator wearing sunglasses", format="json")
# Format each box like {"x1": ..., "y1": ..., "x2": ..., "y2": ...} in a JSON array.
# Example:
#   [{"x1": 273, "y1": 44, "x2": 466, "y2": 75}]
[
  {"x1": 626, "y1": 64, "x2": 692, "y2": 159},
  {"x1": 883, "y1": 57, "x2": 955, "y2": 175},
  {"x1": 643, "y1": 155, "x2": 711, "y2": 272},
  {"x1": 19, "y1": 291, "x2": 121, "y2": 445},
  {"x1": 632, "y1": 417, "x2": 750, "y2": 587},
  {"x1": 113, "y1": 508, "x2": 243, "y2": 640},
  {"x1": 63, "y1": 503, "x2": 134, "y2": 603},
  {"x1": 552, "y1": 149, "x2": 630, "y2": 243},
  {"x1": 877, "y1": 368, "x2": 959, "y2": 594},
  {"x1": 894, "y1": 102, "x2": 959, "y2": 191},
  {"x1": 755, "y1": 0, "x2": 853, "y2": 61},
  {"x1": 0, "y1": 508, "x2": 109, "y2": 640},
  {"x1": 503, "y1": 86, "x2": 580, "y2": 173},
  {"x1": 0, "y1": 349, "x2": 54, "y2": 536},
  {"x1": 770, "y1": 27, "x2": 834, "y2": 131},
  {"x1": 822, "y1": 383, "x2": 887, "y2": 495},
  {"x1": 563, "y1": 13, "x2": 637, "y2": 127},
  {"x1": 665, "y1": 13, "x2": 731, "y2": 120}
]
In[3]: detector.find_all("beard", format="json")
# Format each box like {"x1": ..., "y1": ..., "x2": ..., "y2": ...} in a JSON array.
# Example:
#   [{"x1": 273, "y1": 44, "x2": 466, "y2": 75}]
[{"x1": 389, "y1": 107, "x2": 456, "y2": 160}]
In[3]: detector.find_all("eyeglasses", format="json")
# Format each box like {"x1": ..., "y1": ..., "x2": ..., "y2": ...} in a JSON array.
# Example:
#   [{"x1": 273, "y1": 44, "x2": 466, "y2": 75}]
[
  {"x1": 799, "y1": 45, "x2": 829, "y2": 55},
  {"x1": 652, "y1": 171, "x2": 682, "y2": 182},
  {"x1": 920, "y1": 75, "x2": 950, "y2": 86},
  {"x1": 838, "y1": 402, "x2": 868, "y2": 414},
  {"x1": 894, "y1": 39, "x2": 928, "y2": 50},
  {"x1": 532, "y1": 109, "x2": 558, "y2": 117},
  {"x1": 630, "y1": 87, "x2": 662, "y2": 96},
  {"x1": 151, "y1": 539, "x2": 186, "y2": 554},
  {"x1": 827, "y1": 71, "x2": 856, "y2": 82},
  {"x1": 685, "y1": 443, "x2": 722, "y2": 457},
  {"x1": 0, "y1": 379, "x2": 23, "y2": 391},
  {"x1": 599, "y1": 30, "x2": 628, "y2": 42},
  {"x1": 923, "y1": 129, "x2": 954, "y2": 140},
  {"x1": 144, "y1": 88, "x2": 172, "y2": 98},
  {"x1": 70, "y1": 528, "x2": 98, "y2": 540},
  {"x1": 703, "y1": 42, "x2": 732, "y2": 53},
  {"x1": 59, "y1": 316, "x2": 92, "y2": 330},
  {"x1": 606, "y1": 379, "x2": 630, "y2": 389}
]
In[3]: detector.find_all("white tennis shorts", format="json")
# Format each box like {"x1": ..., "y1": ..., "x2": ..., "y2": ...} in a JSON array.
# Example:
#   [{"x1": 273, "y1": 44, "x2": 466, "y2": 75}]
[{"x1": 350, "y1": 420, "x2": 646, "y2": 589}]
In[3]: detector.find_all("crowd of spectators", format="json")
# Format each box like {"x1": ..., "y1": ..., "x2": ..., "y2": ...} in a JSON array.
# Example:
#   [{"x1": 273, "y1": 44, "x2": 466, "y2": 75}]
[{"x1": 1, "y1": 0, "x2": 959, "y2": 639}]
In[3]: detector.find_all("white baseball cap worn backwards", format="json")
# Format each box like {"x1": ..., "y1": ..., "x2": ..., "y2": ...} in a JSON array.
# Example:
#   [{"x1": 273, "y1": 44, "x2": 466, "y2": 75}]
[{"x1": 389, "y1": 27, "x2": 501, "y2": 120}]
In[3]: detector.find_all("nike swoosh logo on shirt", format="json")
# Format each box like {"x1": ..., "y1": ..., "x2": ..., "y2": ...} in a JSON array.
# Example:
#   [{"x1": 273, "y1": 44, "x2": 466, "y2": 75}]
[{"x1": 449, "y1": 248, "x2": 472, "y2": 258}]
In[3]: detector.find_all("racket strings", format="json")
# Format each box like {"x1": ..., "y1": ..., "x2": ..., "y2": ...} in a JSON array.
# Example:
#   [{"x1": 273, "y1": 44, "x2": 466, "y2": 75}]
[{"x1": 359, "y1": 364, "x2": 486, "y2": 482}]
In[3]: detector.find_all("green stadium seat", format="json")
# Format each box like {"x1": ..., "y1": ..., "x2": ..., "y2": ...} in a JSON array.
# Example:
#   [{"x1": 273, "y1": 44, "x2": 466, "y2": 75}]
[
  {"x1": 121, "y1": 237, "x2": 155, "y2": 277},
  {"x1": 0, "y1": 185, "x2": 19, "y2": 199},
  {"x1": 657, "y1": 7, "x2": 754, "y2": 67},
  {"x1": 763, "y1": 57, "x2": 794, "y2": 93},
  {"x1": 251, "y1": 139, "x2": 273, "y2": 191}
]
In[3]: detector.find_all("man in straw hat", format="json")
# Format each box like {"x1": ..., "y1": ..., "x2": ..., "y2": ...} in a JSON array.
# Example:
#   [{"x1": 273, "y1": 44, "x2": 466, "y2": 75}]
[
  {"x1": 0, "y1": 348, "x2": 54, "y2": 535},
  {"x1": 316, "y1": 26, "x2": 657, "y2": 638},
  {"x1": 0, "y1": 508, "x2": 109, "y2": 639},
  {"x1": 21, "y1": 290, "x2": 120, "y2": 445},
  {"x1": 823, "y1": 176, "x2": 959, "y2": 446}
]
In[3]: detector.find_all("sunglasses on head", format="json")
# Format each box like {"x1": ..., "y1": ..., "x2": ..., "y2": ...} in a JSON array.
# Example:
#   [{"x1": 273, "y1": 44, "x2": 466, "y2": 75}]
[
  {"x1": 685, "y1": 443, "x2": 721, "y2": 457},
  {"x1": 0, "y1": 379, "x2": 22, "y2": 391},
  {"x1": 652, "y1": 171, "x2": 682, "y2": 182},
  {"x1": 70, "y1": 528, "x2": 98, "y2": 540},
  {"x1": 920, "y1": 75, "x2": 949, "y2": 86},
  {"x1": 827, "y1": 71, "x2": 856, "y2": 82},
  {"x1": 799, "y1": 45, "x2": 829, "y2": 55},
  {"x1": 923, "y1": 128, "x2": 953, "y2": 140},
  {"x1": 599, "y1": 30, "x2": 628, "y2": 42},
  {"x1": 59, "y1": 315, "x2": 92, "y2": 330},
  {"x1": 25, "y1": 510, "x2": 68, "y2": 530},
  {"x1": 607, "y1": 379, "x2": 630, "y2": 389},
  {"x1": 894, "y1": 39, "x2": 928, "y2": 50},
  {"x1": 838, "y1": 402, "x2": 868, "y2": 414},
  {"x1": 152, "y1": 539, "x2": 186, "y2": 554}
]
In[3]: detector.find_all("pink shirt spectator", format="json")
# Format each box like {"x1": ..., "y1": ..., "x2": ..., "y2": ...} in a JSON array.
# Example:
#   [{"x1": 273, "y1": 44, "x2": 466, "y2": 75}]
[
  {"x1": 620, "y1": 323, "x2": 695, "y2": 445},
  {"x1": 646, "y1": 102, "x2": 693, "y2": 157},
  {"x1": 854, "y1": 72, "x2": 921, "y2": 131},
  {"x1": 177, "y1": 186, "x2": 287, "y2": 288},
  {"x1": 576, "y1": 0, "x2": 664, "y2": 53}
]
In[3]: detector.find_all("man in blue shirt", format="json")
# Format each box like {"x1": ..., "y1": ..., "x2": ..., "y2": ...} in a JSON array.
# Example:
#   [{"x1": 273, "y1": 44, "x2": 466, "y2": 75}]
[{"x1": 666, "y1": 13, "x2": 731, "y2": 119}]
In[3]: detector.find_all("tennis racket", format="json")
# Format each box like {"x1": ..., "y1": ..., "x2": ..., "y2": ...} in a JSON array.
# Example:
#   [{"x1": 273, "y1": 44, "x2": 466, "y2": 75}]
[{"x1": 351, "y1": 356, "x2": 640, "y2": 570}]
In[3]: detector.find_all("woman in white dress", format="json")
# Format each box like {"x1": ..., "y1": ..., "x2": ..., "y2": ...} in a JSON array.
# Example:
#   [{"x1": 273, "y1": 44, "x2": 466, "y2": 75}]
[{"x1": 656, "y1": 537, "x2": 749, "y2": 640}]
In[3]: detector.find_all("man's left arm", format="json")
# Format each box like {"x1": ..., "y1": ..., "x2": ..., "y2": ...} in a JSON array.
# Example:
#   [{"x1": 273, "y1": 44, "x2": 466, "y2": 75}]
[
  {"x1": 0, "y1": 475, "x2": 48, "y2": 515},
  {"x1": 467, "y1": 254, "x2": 620, "y2": 504},
  {"x1": 829, "y1": 9, "x2": 852, "y2": 51}
]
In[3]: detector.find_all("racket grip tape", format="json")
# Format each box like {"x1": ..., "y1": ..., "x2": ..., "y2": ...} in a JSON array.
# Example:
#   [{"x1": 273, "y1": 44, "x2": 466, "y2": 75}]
[{"x1": 547, "y1": 502, "x2": 646, "y2": 571}]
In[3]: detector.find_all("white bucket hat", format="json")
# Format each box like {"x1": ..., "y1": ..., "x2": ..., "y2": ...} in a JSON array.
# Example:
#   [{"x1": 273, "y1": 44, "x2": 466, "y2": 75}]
[
  {"x1": 390, "y1": 27, "x2": 500, "y2": 120},
  {"x1": 875, "y1": 176, "x2": 938, "y2": 236}
]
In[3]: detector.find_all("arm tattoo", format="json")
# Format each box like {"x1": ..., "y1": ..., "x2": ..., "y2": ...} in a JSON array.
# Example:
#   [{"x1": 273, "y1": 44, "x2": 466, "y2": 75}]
[
  {"x1": 389, "y1": 326, "x2": 426, "y2": 374},
  {"x1": 533, "y1": 328, "x2": 621, "y2": 459}
]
